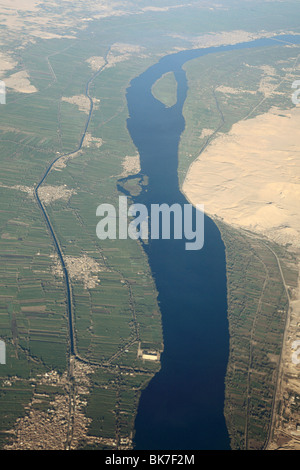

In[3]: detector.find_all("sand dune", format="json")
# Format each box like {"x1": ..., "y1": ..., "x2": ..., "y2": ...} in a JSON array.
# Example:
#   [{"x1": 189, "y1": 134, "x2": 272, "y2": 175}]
[
  {"x1": 182, "y1": 106, "x2": 300, "y2": 247},
  {"x1": 5, "y1": 70, "x2": 37, "y2": 93}
]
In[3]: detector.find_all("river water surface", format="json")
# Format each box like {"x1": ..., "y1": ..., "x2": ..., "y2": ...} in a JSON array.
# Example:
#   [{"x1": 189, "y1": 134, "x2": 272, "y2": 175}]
[{"x1": 125, "y1": 35, "x2": 300, "y2": 450}]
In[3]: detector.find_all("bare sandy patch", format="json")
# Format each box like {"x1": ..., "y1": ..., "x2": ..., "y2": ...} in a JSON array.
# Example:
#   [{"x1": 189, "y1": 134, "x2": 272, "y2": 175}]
[
  {"x1": 0, "y1": 52, "x2": 17, "y2": 76},
  {"x1": 0, "y1": 0, "x2": 42, "y2": 12},
  {"x1": 216, "y1": 85, "x2": 257, "y2": 95},
  {"x1": 183, "y1": 106, "x2": 300, "y2": 247},
  {"x1": 169, "y1": 30, "x2": 276, "y2": 50},
  {"x1": 119, "y1": 154, "x2": 141, "y2": 178},
  {"x1": 244, "y1": 63, "x2": 283, "y2": 98},
  {"x1": 61, "y1": 95, "x2": 90, "y2": 114},
  {"x1": 82, "y1": 132, "x2": 103, "y2": 149},
  {"x1": 199, "y1": 128, "x2": 215, "y2": 139},
  {"x1": 0, "y1": 1, "x2": 131, "y2": 41},
  {"x1": 52, "y1": 150, "x2": 83, "y2": 171},
  {"x1": 0, "y1": 183, "x2": 34, "y2": 196},
  {"x1": 5, "y1": 70, "x2": 37, "y2": 93},
  {"x1": 142, "y1": 4, "x2": 193, "y2": 13},
  {"x1": 105, "y1": 43, "x2": 147, "y2": 69},
  {"x1": 31, "y1": 30, "x2": 76, "y2": 40},
  {"x1": 86, "y1": 56, "x2": 106, "y2": 72},
  {"x1": 1, "y1": 233, "x2": 16, "y2": 239}
]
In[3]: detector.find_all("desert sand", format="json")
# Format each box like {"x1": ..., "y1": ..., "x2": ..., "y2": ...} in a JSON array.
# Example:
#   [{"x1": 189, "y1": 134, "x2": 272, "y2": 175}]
[
  {"x1": 5, "y1": 70, "x2": 37, "y2": 93},
  {"x1": 61, "y1": 95, "x2": 91, "y2": 114},
  {"x1": 183, "y1": 106, "x2": 300, "y2": 247},
  {"x1": 170, "y1": 30, "x2": 276, "y2": 50},
  {"x1": 86, "y1": 56, "x2": 106, "y2": 72},
  {"x1": 105, "y1": 43, "x2": 147, "y2": 69},
  {"x1": 119, "y1": 154, "x2": 141, "y2": 177},
  {"x1": 0, "y1": 52, "x2": 17, "y2": 75}
]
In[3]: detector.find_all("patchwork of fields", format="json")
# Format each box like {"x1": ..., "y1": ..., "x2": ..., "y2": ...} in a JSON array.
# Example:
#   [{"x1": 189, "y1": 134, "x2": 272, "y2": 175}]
[{"x1": 0, "y1": 0, "x2": 300, "y2": 450}]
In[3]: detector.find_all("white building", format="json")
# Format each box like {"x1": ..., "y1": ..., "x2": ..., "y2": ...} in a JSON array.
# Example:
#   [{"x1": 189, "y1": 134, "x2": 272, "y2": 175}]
[{"x1": 0, "y1": 340, "x2": 6, "y2": 364}]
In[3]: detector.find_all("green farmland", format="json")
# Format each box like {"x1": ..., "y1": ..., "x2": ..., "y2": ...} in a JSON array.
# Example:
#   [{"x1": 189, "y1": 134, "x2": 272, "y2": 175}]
[{"x1": 0, "y1": 0, "x2": 300, "y2": 450}]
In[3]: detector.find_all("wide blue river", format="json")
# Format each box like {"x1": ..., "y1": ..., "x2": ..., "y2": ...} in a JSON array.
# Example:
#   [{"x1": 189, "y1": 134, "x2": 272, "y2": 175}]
[{"x1": 125, "y1": 35, "x2": 300, "y2": 450}]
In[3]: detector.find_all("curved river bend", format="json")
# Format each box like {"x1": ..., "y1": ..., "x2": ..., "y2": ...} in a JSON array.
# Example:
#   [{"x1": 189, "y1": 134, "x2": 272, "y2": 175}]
[{"x1": 125, "y1": 35, "x2": 300, "y2": 450}]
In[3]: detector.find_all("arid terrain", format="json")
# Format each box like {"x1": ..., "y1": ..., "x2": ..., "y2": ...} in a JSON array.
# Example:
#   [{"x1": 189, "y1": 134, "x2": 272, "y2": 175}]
[{"x1": 183, "y1": 106, "x2": 300, "y2": 246}]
